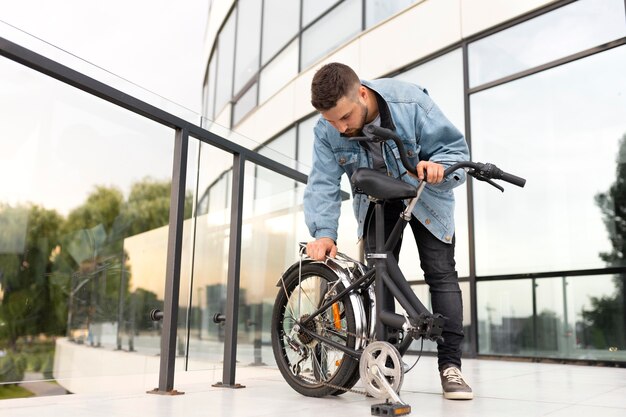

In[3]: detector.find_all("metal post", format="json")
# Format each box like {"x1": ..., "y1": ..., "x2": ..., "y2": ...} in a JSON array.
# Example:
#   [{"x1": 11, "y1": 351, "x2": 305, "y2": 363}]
[
  {"x1": 148, "y1": 128, "x2": 188, "y2": 395},
  {"x1": 214, "y1": 153, "x2": 246, "y2": 389},
  {"x1": 116, "y1": 248, "x2": 126, "y2": 350}
]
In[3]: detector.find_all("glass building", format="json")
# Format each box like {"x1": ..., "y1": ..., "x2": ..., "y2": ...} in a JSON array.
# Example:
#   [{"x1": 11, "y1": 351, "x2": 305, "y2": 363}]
[
  {"x1": 202, "y1": 0, "x2": 626, "y2": 362},
  {"x1": 0, "y1": 0, "x2": 624, "y2": 400}
]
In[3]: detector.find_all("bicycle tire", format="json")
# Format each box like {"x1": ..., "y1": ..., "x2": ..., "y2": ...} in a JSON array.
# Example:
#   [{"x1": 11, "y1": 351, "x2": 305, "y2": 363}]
[{"x1": 271, "y1": 263, "x2": 360, "y2": 397}]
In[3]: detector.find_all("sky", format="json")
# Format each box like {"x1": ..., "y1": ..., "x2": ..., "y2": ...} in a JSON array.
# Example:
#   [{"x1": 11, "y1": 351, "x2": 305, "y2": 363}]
[
  {"x1": 0, "y1": 0, "x2": 210, "y2": 215},
  {"x1": 1, "y1": 0, "x2": 209, "y2": 113}
]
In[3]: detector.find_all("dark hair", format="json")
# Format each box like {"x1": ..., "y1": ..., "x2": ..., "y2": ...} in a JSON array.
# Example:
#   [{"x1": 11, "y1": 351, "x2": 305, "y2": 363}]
[{"x1": 310, "y1": 62, "x2": 360, "y2": 111}]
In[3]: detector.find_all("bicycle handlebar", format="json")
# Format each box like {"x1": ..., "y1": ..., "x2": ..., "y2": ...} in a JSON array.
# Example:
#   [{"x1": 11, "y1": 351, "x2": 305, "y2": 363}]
[{"x1": 352, "y1": 124, "x2": 526, "y2": 190}]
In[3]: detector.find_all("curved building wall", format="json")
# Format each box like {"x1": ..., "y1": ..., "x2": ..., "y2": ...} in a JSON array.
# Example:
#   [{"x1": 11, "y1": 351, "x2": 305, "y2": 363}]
[{"x1": 201, "y1": 0, "x2": 626, "y2": 362}]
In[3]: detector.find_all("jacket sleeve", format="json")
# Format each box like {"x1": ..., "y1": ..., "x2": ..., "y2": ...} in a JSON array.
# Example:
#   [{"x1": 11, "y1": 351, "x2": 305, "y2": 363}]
[
  {"x1": 417, "y1": 96, "x2": 470, "y2": 192},
  {"x1": 303, "y1": 123, "x2": 344, "y2": 241}
]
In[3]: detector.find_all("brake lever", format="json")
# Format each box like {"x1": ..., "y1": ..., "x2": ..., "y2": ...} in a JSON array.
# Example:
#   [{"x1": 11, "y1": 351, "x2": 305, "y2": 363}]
[{"x1": 468, "y1": 169, "x2": 505, "y2": 192}]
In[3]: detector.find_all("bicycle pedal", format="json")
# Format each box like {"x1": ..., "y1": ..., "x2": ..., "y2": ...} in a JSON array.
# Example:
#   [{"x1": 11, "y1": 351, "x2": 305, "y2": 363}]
[{"x1": 371, "y1": 401, "x2": 411, "y2": 416}]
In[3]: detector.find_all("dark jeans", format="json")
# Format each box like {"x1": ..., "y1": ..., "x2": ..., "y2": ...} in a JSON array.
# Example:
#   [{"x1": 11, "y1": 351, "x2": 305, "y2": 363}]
[{"x1": 364, "y1": 201, "x2": 463, "y2": 370}]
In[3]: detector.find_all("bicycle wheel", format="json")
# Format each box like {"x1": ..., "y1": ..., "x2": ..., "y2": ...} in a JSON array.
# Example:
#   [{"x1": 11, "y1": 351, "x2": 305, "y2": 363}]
[{"x1": 271, "y1": 263, "x2": 360, "y2": 397}]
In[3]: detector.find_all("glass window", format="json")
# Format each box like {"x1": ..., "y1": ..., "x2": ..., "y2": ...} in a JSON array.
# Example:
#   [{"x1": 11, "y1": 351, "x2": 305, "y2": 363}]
[
  {"x1": 214, "y1": 12, "x2": 236, "y2": 115},
  {"x1": 300, "y1": 0, "x2": 362, "y2": 70},
  {"x1": 468, "y1": 0, "x2": 626, "y2": 87},
  {"x1": 302, "y1": 0, "x2": 340, "y2": 27},
  {"x1": 259, "y1": 40, "x2": 299, "y2": 104},
  {"x1": 478, "y1": 274, "x2": 626, "y2": 361},
  {"x1": 477, "y1": 280, "x2": 534, "y2": 355},
  {"x1": 262, "y1": 0, "x2": 300, "y2": 65},
  {"x1": 471, "y1": 45, "x2": 626, "y2": 276},
  {"x1": 365, "y1": 0, "x2": 415, "y2": 28},
  {"x1": 259, "y1": 127, "x2": 297, "y2": 170},
  {"x1": 564, "y1": 274, "x2": 625, "y2": 361},
  {"x1": 394, "y1": 49, "x2": 469, "y2": 278},
  {"x1": 187, "y1": 143, "x2": 233, "y2": 368},
  {"x1": 232, "y1": 82, "x2": 257, "y2": 125},
  {"x1": 296, "y1": 114, "x2": 318, "y2": 175},
  {"x1": 234, "y1": 0, "x2": 262, "y2": 94},
  {"x1": 0, "y1": 56, "x2": 179, "y2": 386},
  {"x1": 204, "y1": 55, "x2": 217, "y2": 120}
]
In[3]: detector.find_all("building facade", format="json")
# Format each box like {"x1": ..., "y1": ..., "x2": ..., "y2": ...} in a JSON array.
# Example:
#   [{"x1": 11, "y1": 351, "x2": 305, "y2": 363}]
[{"x1": 202, "y1": 0, "x2": 626, "y2": 362}]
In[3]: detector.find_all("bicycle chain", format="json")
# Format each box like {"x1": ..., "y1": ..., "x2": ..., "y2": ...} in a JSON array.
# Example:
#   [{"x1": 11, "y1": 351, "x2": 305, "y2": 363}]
[
  {"x1": 299, "y1": 374, "x2": 369, "y2": 396},
  {"x1": 294, "y1": 322, "x2": 385, "y2": 396}
]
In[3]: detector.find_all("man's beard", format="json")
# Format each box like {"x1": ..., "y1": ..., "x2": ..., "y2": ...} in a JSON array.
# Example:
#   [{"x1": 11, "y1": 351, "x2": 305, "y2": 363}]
[{"x1": 344, "y1": 103, "x2": 368, "y2": 137}]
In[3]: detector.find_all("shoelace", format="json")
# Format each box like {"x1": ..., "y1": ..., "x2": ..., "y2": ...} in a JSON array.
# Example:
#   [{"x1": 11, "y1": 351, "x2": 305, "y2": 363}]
[{"x1": 442, "y1": 367, "x2": 464, "y2": 385}]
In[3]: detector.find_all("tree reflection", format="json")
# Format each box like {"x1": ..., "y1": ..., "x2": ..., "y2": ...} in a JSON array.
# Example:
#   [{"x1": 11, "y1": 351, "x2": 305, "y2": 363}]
[
  {"x1": 0, "y1": 178, "x2": 193, "y2": 385},
  {"x1": 587, "y1": 132, "x2": 626, "y2": 350}
]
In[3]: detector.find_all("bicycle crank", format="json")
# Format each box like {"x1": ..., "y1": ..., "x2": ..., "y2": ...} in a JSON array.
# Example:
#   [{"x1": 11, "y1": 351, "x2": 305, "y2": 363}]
[{"x1": 359, "y1": 341, "x2": 404, "y2": 399}]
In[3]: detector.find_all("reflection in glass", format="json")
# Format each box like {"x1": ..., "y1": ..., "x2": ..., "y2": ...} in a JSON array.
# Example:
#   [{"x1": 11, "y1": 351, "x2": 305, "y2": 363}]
[
  {"x1": 262, "y1": 0, "x2": 300, "y2": 65},
  {"x1": 468, "y1": 0, "x2": 626, "y2": 87},
  {"x1": 478, "y1": 275, "x2": 625, "y2": 361},
  {"x1": 0, "y1": 56, "x2": 178, "y2": 392},
  {"x1": 472, "y1": 45, "x2": 626, "y2": 275},
  {"x1": 300, "y1": 0, "x2": 362, "y2": 70},
  {"x1": 477, "y1": 280, "x2": 533, "y2": 355},
  {"x1": 234, "y1": 0, "x2": 262, "y2": 94}
]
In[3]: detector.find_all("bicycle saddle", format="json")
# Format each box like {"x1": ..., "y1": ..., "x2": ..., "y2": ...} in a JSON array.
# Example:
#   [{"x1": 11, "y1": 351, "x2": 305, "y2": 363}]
[{"x1": 351, "y1": 168, "x2": 417, "y2": 200}]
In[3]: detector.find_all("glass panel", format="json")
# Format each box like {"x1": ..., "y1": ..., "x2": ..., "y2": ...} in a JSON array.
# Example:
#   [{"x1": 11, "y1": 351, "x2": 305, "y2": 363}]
[
  {"x1": 236, "y1": 153, "x2": 305, "y2": 367},
  {"x1": 394, "y1": 49, "x2": 469, "y2": 278},
  {"x1": 214, "y1": 12, "x2": 236, "y2": 115},
  {"x1": 566, "y1": 274, "x2": 625, "y2": 361},
  {"x1": 259, "y1": 128, "x2": 297, "y2": 169},
  {"x1": 477, "y1": 280, "x2": 534, "y2": 355},
  {"x1": 233, "y1": 83, "x2": 258, "y2": 125},
  {"x1": 261, "y1": 0, "x2": 300, "y2": 65},
  {"x1": 300, "y1": 0, "x2": 362, "y2": 70},
  {"x1": 296, "y1": 114, "x2": 318, "y2": 175},
  {"x1": 468, "y1": 0, "x2": 626, "y2": 87},
  {"x1": 302, "y1": 0, "x2": 340, "y2": 27},
  {"x1": 0, "y1": 56, "x2": 175, "y2": 395},
  {"x1": 176, "y1": 137, "x2": 201, "y2": 369},
  {"x1": 365, "y1": 0, "x2": 416, "y2": 28},
  {"x1": 472, "y1": 45, "x2": 626, "y2": 276},
  {"x1": 234, "y1": 0, "x2": 262, "y2": 94},
  {"x1": 186, "y1": 142, "x2": 233, "y2": 370},
  {"x1": 478, "y1": 274, "x2": 625, "y2": 361},
  {"x1": 0, "y1": 20, "x2": 200, "y2": 124},
  {"x1": 406, "y1": 282, "x2": 472, "y2": 354},
  {"x1": 259, "y1": 39, "x2": 299, "y2": 104}
]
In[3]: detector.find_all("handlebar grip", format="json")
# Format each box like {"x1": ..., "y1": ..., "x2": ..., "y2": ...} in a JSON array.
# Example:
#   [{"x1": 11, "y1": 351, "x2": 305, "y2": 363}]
[{"x1": 499, "y1": 171, "x2": 526, "y2": 188}]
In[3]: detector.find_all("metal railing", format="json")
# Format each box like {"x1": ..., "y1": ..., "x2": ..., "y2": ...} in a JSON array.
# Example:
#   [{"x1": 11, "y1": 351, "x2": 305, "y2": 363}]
[{"x1": 0, "y1": 35, "x2": 308, "y2": 394}]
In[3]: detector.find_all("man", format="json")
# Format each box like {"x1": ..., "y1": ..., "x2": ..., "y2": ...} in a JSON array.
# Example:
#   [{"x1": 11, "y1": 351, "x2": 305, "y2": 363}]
[{"x1": 303, "y1": 62, "x2": 472, "y2": 400}]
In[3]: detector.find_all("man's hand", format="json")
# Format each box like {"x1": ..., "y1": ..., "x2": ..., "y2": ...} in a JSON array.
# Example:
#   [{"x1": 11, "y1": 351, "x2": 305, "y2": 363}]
[
  {"x1": 306, "y1": 237, "x2": 337, "y2": 261},
  {"x1": 416, "y1": 160, "x2": 445, "y2": 184}
]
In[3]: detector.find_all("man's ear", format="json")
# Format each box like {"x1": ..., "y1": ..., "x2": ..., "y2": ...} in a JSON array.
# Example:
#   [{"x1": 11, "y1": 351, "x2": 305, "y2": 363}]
[{"x1": 358, "y1": 85, "x2": 368, "y2": 100}]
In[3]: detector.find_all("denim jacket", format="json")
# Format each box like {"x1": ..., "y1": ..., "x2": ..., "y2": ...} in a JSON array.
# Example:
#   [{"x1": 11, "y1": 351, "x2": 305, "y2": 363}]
[{"x1": 303, "y1": 78, "x2": 469, "y2": 244}]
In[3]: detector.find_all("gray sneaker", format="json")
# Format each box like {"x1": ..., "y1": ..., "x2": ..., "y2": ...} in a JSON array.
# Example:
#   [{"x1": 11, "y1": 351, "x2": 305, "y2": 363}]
[{"x1": 440, "y1": 365, "x2": 473, "y2": 400}]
